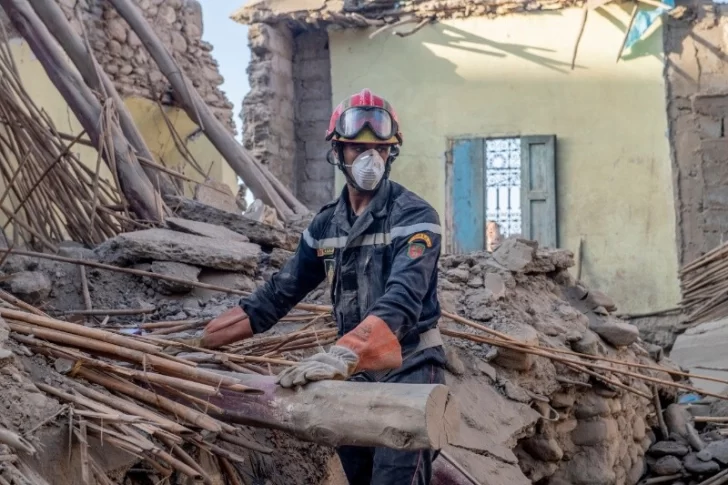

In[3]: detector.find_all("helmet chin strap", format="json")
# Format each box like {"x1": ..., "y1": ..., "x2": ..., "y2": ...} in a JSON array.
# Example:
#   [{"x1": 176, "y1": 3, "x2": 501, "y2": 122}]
[{"x1": 327, "y1": 142, "x2": 398, "y2": 193}]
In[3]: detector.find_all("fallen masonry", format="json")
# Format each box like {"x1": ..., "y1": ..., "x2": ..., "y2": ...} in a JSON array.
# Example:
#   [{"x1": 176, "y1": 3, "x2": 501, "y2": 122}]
[{"x1": 0, "y1": 207, "x2": 724, "y2": 484}]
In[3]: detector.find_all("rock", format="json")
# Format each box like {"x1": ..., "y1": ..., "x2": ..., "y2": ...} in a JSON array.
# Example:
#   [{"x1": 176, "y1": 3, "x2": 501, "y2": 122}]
[
  {"x1": 8, "y1": 271, "x2": 51, "y2": 304},
  {"x1": 444, "y1": 347, "x2": 465, "y2": 376},
  {"x1": 572, "y1": 330, "x2": 601, "y2": 355},
  {"x1": 95, "y1": 229, "x2": 261, "y2": 273},
  {"x1": 664, "y1": 404, "x2": 692, "y2": 441},
  {"x1": 494, "y1": 325, "x2": 539, "y2": 371},
  {"x1": 106, "y1": 19, "x2": 127, "y2": 42},
  {"x1": 503, "y1": 380, "x2": 531, "y2": 403},
  {"x1": 633, "y1": 416, "x2": 646, "y2": 441},
  {"x1": 627, "y1": 457, "x2": 645, "y2": 485},
  {"x1": 648, "y1": 441, "x2": 690, "y2": 458},
  {"x1": 0, "y1": 317, "x2": 9, "y2": 344},
  {"x1": 0, "y1": 348, "x2": 13, "y2": 368},
  {"x1": 523, "y1": 437, "x2": 563, "y2": 462},
  {"x1": 571, "y1": 418, "x2": 618, "y2": 446},
  {"x1": 484, "y1": 273, "x2": 506, "y2": 300},
  {"x1": 550, "y1": 392, "x2": 575, "y2": 409},
  {"x1": 493, "y1": 238, "x2": 535, "y2": 272},
  {"x1": 589, "y1": 316, "x2": 640, "y2": 347},
  {"x1": 574, "y1": 393, "x2": 611, "y2": 419},
  {"x1": 445, "y1": 267, "x2": 470, "y2": 283},
  {"x1": 705, "y1": 439, "x2": 728, "y2": 465},
  {"x1": 697, "y1": 448, "x2": 713, "y2": 461},
  {"x1": 651, "y1": 455, "x2": 683, "y2": 475},
  {"x1": 150, "y1": 261, "x2": 201, "y2": 294},
  {"x1": 165, "y1": 217, "x2": 250, "y2": 243},
  {"x1": 683, "y1": 452, "x2": 720, "y2": 474},
  {"x1": 586, "y1": 289, "x2": 618, "y2": 312},
  {"x1": 466, "y1": 275, "x2": 483, "y2": 288},
  {"x1": 269, "y1": 248, "x2": 293, "y2": 269}
]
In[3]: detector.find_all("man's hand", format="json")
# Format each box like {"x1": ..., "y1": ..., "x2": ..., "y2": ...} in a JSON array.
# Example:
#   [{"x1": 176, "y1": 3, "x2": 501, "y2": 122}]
[
  {"x1": 276, "y1": 346, "x2": 359, "y2": 388},
  {"x1": 201, "y1": 306, "x2": 253, "y2": 349}
]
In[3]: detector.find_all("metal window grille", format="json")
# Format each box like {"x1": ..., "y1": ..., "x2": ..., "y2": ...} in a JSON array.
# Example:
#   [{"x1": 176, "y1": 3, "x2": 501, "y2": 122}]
[{"x1": 485, "y1": 138, "x2": 522, "y2": 241}]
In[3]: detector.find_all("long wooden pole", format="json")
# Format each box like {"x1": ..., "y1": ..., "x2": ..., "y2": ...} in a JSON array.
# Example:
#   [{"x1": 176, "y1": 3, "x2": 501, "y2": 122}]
[
  {"x1": 206, "y1": 372, "x2": 460, "y2": 451},
  {"x1": 108, "y1": 0, "x2": 309, "y2": 220},
  {"x1": 26, "y1": 0, "x2": 176, "y2": 196},
  {"x1": 0, "y1": 0, "x2": 164, "y2": 222}
]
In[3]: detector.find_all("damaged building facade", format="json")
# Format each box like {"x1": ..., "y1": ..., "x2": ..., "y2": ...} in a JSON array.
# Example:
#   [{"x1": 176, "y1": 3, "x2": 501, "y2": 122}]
[
  {"x1": 232, "y1": 0, "x2": 728, "y2": 337},
  {"x1": 0, "y1": 0, "x2": 239, "y2": 202}
]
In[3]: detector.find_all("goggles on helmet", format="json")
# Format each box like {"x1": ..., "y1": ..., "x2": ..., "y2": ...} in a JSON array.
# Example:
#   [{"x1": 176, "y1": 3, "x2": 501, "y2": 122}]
[{"x1": 336, "y1": 107, "x2": 398, "y2": 141}]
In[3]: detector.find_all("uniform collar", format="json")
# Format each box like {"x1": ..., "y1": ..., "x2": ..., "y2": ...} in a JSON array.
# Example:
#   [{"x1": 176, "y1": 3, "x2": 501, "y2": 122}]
[{"x1": 333, "y1": 179, "x2": 391, "y2": 237}]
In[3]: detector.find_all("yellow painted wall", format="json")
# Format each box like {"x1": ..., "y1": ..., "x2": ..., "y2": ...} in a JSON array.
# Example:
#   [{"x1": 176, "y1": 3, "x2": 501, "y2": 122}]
[
  {"x1": 1, "y1": 38, "x2": 237, "y2": 234},
  {"x1": 329, "y1": 6, "x2": 679, "y2": 313}
]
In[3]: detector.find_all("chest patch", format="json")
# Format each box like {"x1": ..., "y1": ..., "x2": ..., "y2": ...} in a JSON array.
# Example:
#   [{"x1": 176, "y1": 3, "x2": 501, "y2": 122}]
[
  {"x1": 408, "y1": 232, "x2": 432, "y2": 248},
  {"x1": 317, "y1": 247, "x2": 335, "y2": 257},
  {"x1": 324, "y1": 259, "x2": 336, "y2": 285},
  {"x1": 407, "y1": 242, "x2": 426, "y2": 259}
]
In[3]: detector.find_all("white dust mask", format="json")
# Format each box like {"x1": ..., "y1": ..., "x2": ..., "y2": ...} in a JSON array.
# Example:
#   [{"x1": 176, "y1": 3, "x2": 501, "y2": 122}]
[{"x1": 346, "y1": 149, "x2": 385, "y2": 191}]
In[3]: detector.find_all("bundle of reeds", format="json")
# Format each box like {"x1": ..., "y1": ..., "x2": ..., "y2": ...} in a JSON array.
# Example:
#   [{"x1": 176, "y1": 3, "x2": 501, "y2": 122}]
[{"x1": 680, "y1": 242, "x2": 728, "y2": 327}]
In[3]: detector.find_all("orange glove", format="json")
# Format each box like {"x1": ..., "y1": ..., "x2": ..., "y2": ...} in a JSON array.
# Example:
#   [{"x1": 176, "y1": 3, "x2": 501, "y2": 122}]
[
  {"x1": 201, "y1": 306, "x2": 253, "y2": 349},
  {"x1": 337, "y1": 315, "x2": 403, "y2": 372}
]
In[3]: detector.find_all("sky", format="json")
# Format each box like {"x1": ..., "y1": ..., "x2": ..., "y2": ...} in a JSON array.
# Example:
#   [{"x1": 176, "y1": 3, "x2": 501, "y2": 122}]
[{"x1": 198, "y1": 0, "x2": 251, "y2": 141}]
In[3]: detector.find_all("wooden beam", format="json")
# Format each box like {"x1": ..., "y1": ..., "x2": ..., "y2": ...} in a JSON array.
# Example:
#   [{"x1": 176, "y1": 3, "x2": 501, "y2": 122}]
[
  {"x1": 0, "y1": 0, "x2": 164, "y2": 223},
  {"x1": 27, "y1": 0, "x2": 177, "y2": 197},
  {"x1": 207, "y1": 373, "x2": 460, "y2": 451},
  {"x1": 109, "y1": 0, "x2": 310, "y2": 221}
]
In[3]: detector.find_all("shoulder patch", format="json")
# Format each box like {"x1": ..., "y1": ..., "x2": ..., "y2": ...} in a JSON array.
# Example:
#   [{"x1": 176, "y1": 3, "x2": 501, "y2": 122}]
[
  {"x1": 408, "y1": 232, "x2": 433, "y2": 248},
  {"x1": 407, "y1": 242, "x2": 426, "y2": 259}
]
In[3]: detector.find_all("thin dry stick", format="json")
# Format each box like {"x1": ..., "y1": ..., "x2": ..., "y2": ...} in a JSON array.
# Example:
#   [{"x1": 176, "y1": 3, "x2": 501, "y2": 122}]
[{"x1": 653, "y1": 385, "x2": 669, "y2": 439}]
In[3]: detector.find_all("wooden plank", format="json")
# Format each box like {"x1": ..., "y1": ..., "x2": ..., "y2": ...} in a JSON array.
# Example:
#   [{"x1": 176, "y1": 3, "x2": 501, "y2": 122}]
[
  {"x1": 451, "y1": 138, "x2": 485, "y2": 253},
  {"x1": 520, "y1": 136, "x2": 558, "y2": 248}
]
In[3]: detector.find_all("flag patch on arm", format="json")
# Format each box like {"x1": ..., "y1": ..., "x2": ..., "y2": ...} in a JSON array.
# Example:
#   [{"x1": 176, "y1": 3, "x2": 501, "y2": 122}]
[{"x1": 407, "y1": 242, "x2": 426, "y2": 259}]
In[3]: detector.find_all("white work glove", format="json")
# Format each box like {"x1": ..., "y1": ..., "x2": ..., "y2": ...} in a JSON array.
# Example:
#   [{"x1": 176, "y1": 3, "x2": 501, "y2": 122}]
[{"x1": 276, "y1": 345, "x2": 359, "y2": 388}]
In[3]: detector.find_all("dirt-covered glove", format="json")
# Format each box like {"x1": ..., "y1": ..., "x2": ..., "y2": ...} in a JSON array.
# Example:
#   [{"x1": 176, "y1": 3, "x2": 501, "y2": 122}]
[{"x1": 276, "y1": 345, "x2": 359, "y2": 388}]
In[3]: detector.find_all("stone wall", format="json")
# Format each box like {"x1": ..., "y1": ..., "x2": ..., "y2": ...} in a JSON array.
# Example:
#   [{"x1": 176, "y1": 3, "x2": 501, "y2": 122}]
[
  {"x1": 1, "y1": 0, "x2": 234, "y2": 131},
  {"x1": 665, "y1": 2, "x2": 728, "y2": 266},
  {"x1": 242, "y1": 23, "x2": 297, "y2": 188},
  {"x1": 293, "y1": 30, "x2": 335, "y2": 209}
]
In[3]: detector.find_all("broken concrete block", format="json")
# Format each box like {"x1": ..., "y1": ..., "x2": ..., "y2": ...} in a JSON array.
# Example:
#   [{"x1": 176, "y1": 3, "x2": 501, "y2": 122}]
[
  {"x1": 484, "y1": 273, "x2": 506, "y2": 300},
  {"x1": 705, "y1": 440, "x2": 728, "y2": 465},
  {"x1": 445, "y1": 267, "x2": 470, "y2": 283},
  {"x1": 193, "y1": 270, "x2": 258, "y2": 299},
  {"x1": 494, "y1": 325, "x2": 539, "y2": 371},
  {"x1": 8, "y1": 271, "x2": 51, "y2": 304},
  {"x1": 193, "y1": 180, "x2": 240, "y2": 214},
  {"x1": 166, "y1": 217, "x2": 250, "y2": 243},
  {"x1": 589, "y1": 316, "x2": 640, "y2": 347},
  {"x1": 150, "y1": 261, "x2": 201, "y2": 294},
  {"x1": 95, "y1": 229, "x2": 261, "y2": 273},
  {"x1": 493, "y1": 238, "x2": 536, "y2": 272}
]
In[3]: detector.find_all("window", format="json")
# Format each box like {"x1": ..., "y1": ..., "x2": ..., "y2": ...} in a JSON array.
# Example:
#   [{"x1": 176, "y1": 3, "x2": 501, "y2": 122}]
[{"x1": 447, "y1": 135, "x2": 557, "y2": 253}]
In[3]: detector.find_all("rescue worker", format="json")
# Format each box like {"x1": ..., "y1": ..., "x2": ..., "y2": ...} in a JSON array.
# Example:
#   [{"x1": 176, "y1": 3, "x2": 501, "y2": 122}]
[{"x1": 201, "y1": 88, "x2": 445, "y2": 485}]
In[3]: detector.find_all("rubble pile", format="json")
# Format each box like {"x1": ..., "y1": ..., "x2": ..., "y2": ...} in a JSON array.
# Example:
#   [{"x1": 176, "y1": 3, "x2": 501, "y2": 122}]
[
  {"x1": 436, "y1": 238, "x2": 684, "y2": 485},
  {"x1": 0, "y1": 203, "x2": 711, "y2": 485}
]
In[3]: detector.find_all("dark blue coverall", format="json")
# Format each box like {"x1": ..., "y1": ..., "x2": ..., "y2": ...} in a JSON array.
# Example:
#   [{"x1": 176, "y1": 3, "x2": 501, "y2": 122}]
[{"x1": 240, "y1": 179, "x2": 446, "y2": 485}]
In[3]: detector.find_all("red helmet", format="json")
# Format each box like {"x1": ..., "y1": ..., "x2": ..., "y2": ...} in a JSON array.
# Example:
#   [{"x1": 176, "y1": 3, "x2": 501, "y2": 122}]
[{"x1": 326, "y1": 89, "x2": 403, "y2": 145}]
